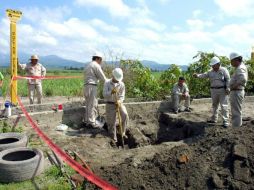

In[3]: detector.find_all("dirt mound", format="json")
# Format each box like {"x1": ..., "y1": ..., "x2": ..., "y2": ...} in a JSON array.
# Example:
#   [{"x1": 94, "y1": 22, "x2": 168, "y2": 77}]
[{"x1": 91, "y1": 117, "x2": 254, "y2": 190}]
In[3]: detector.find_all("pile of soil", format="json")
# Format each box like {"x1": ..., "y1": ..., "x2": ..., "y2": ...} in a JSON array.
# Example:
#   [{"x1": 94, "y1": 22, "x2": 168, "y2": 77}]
[{"x1": 92, "y1": 116, "x2": 254, "y2": 190}]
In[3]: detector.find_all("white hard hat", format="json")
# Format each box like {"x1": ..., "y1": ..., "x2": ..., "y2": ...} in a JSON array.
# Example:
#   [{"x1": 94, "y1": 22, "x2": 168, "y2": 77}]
[
  {"x1": 30, "y1": 55, "x2": 39, "y2": 60},
  {"x1": 93, "y1": 51, "x2": 103, "y2": 59},
  {"x1": 112, "y1": 68, "x2": 123, "y2": 81},
  {"x1": 229, "y1": 52, "x2": 241, "y2": 60},
  {"x1": 210, "y1": 56, "x2": 220, "y2": 66}
]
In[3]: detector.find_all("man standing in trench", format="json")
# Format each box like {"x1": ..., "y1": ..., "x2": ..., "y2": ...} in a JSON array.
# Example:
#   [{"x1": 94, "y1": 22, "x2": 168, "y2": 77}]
[
  {"x1": 229, "y1": 52, "x2": 248, "y2": 127},
  {"x1": 18, "y1": 55, "x2": 46, "y2": 104},
  {"x1": 103, "y1": 68, "x2": 129, "y2": 145},
  {"x1": 193, "y1": 56, "x2": 230, "y2": 128},
  {"x1": 84, "y1": 52, "x2": 108, "y2": 128}
]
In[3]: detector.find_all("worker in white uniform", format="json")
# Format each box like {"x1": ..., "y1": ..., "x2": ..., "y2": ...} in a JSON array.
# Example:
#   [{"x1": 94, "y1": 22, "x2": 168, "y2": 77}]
[
  {"x1": 103, "y1": 68, "x2": 129, "y2": 145},
  {"x1": 229, "y1": 52, "x2": 248, "y2": 127},
  {"x1": 172, "y1": 77, "x2": 191, "y2": 114},
  {"x1": 84, "y1": 52, "x2": 108, "y2": 128},
  {"x1": 18, "y1": 55, "x2": 46, "y2": 104},
  {"x1": 193, "y1": 56, "x2": 230, "y2": 128}
]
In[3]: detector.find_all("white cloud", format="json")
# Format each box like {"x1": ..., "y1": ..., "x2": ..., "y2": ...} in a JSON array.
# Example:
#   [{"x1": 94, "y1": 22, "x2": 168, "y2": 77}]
[
  {"x1": 192, "y1": 10, "x2": 202, "y2": 18},
  {"x1": 186, "y1": 19, "x2": 213, "y2": 31},
  {"x1": 127, "y1": 28, "x2": 161, "y2": 42},
  {"x1": 158, "y1": 0, "x2": 171, "y2": 4},
  {"x1": 23, "y1": 6, "x2": 71, "y2": 22},
  {"x1": 90, "y1": 19, "x2": 120, "y2": 32},
  {"x1": 75, "y1": 0, "x2": 131, "y2": 17},
  {"x1": 130, "y1": 17, "x2": 166, "y2": 31},
  {"x1": 2, "y1": 3, "x2": 254, "y2": 66},
  {"x1": 165, "y1": 31, "x2": 212, "y2": 44},
  {"x1": 214, "y1": 0, "x2": 254, "y2": 17}
]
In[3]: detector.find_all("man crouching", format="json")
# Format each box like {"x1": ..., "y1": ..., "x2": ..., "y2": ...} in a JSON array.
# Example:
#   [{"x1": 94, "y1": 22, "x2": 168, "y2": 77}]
[
  {"x1": 103, "y1": 68, "x2": 129, "y2": 145},
  {"x1": 172, "y1": 77, "x2": 191, "y2": 114}
]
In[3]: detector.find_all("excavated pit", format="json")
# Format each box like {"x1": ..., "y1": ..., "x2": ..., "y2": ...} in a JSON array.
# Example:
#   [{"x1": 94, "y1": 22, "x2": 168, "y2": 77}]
[
  {"x1": 5, "y1": 97, "x2": 254, "y2": 190},
  {"x1": 119, "y1": 112, "x2": 206, "y2": 149}
]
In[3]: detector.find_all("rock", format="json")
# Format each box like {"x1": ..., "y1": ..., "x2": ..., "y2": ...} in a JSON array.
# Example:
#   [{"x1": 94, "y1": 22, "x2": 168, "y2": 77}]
[
  {"x1": 132, "y1": 157, "x2": 142, "y2": 168},
  {"x1": 128, "y1": 128, "x2": 149, "y2": 148},
  {"x1": 233, "y1": 144, "x2": 247, "y2": 160},
  {"x1": 212, "y1": 173, "x2": 224, "y2": 189},
  {"x1": 233, "y1": 160, "x2": 250, "y2": 183}
]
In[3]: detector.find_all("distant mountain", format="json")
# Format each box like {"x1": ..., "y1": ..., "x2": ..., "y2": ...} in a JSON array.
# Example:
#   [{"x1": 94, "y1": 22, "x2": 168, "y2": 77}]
[
  {"x1": 39, "y1": 55, "x2": 86, "y2": 69},
  {"x1": 0, "y1": 53, "x2": 86, "y2": 69},
  {"x1": 142, "y1": 60, "x2": 188, "y2": 71},
  {"x1": 142, "y1": 60, "x2": 170, "y2": 71},
  {"x1": 0, "y1": 53, "x2": 188, "y2": 71}
]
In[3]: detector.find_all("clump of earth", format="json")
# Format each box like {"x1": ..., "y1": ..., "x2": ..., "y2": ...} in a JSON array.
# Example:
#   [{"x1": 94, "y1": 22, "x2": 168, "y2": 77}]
[{"x1": 25, "y1": 101, "x2": 254, "y2": 189}]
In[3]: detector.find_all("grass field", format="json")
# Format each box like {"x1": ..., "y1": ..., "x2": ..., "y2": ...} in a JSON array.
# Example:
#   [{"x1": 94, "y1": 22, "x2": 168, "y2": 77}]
[
  {"x1": 0, "y1": 69, "x2": 162, "y2": 98},
  {"x1": 1, "y1": 70, "x2": 84, "y2": 97}
]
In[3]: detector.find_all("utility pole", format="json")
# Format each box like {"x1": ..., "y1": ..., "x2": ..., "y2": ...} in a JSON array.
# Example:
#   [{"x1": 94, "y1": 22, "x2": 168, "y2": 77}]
[{"x1": 6, "y1": 9, "x2": 22, "y2": 105}]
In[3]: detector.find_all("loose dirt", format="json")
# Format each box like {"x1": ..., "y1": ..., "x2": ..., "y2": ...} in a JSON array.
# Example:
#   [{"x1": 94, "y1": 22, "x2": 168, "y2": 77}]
[{"x1": 26, "y1": 100, "x2": 254, "y2": 190}]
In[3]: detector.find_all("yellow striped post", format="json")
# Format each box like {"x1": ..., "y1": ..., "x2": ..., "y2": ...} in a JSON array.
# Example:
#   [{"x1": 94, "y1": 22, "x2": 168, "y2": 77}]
[{"x1": 6, "y1": 9, "x2": 22, "y2": 105}]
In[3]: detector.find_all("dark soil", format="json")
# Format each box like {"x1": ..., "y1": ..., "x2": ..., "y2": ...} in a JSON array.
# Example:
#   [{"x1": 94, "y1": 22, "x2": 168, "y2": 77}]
[{"x1": 90, "y1": 116, "x2": 254, "y2": 190}]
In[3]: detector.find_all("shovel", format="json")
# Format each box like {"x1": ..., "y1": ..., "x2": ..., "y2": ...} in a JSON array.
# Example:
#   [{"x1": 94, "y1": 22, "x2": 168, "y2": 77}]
[{"x1": 95, "y1": 105, "x2": 106, "y2": 128}]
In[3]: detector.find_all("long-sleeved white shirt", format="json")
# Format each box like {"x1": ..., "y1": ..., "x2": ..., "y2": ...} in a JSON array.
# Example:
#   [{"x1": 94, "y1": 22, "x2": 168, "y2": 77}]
[
  {"x1": 172, "y1": 83, "x2": 189, "y2": 96},
  {"x1": 197, "y1": 67, "x2": 230, "y2": 89},
  {"x1": 103, "y1": 79, "x2": 125, "y2": 103},
  {"x1": 84, "y1": 61, "x2": 107, "y2": 85},
  {"x1": 19, "y1": 62, "x2": 46, "y2": 84},
  {"x1": 229, "y1": 63, "x2": 248, "y2": 90}
]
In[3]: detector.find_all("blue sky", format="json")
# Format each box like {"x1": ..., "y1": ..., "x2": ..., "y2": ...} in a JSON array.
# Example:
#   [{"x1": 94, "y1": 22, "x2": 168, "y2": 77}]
[{"x1": 0, "y1": 0, "x2": 254, "y2": 65}]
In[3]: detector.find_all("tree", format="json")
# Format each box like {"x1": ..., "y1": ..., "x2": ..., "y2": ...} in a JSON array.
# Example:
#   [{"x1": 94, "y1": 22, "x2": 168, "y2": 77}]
[
  {"x1": 159, "y1": 64, "x2": 182, "y2": 95},
  {"x1": 185, "y1": 52, "x2": 230, "y2": 98},
  {"x1": 120, "y1": 59, "x2": 162, "y2": 100}
]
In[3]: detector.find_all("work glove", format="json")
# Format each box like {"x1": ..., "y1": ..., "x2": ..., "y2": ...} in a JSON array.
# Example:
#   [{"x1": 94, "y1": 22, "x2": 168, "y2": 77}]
[
  {"x1": 111, "y1": 87, "x2": 118, "y2": 95},
  {"x1": 182, "y1": 92, "x2": 189, "y2": 98},
  {"x1": 115, "y1": 100, "x2": 121, "y2": 107}
]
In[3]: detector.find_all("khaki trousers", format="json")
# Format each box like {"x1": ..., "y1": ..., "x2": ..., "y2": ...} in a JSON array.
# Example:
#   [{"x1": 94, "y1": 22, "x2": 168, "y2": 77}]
[
  {"x1": 84, "y1": 85, "x2": 97, "y2": 126},
  {"x1": 210, "y1": 88, "x2": 229, "y2": 125},
  {"x1": 106, "y1": 104, "x2": 129, "y2": 142},
  {"x1": 28, "y1": 83, "x2": 42, "y2": 104},
  {"x1": 230, "y1": 90, "x2": 245, "y2": 127},
  {"x1": 172, "y1": 94, "x2": 190, "y2": 111}
]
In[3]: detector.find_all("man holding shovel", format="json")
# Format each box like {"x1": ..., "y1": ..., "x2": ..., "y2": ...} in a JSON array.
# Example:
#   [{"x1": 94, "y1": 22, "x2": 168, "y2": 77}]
[{"x1": 103, "y1": 68, "x2": 129, "y2": 146}]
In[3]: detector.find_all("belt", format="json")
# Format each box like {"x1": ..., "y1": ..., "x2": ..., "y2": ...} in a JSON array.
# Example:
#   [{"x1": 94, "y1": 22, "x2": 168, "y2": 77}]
[
  {"x1": 85, "y1": 83, "x2": 97, "y2": 86},
  {"x1": 231, "y1": 89, "x2": 244, "y2": 91},
  {"x1": 210, "y1": 86, "x2": 225, "y2": 89},
  {"x1": 106, "y1": 101, "x2": 115, "y2": 104}
]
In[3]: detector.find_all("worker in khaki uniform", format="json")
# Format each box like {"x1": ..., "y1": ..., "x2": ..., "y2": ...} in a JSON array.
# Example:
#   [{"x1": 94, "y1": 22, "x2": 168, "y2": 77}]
[
  {"x1": 19, "y1": 55, "x2": 46, "y2": 104},
  {"x1": 84, "y1": 52, "x2": 107, "y2": 128},
  {"x1": 229, "y1": 52, "x2": 248, "y2": 127},
  {"x1": 172, "y1": 77, "x2": 191, "y2": 114},
  {"x1": 194, "y1": 57, "x2": 230, "y2": 128},
  {"x1": 103, "y1": 68, "x2": 129, "y2": 144}
]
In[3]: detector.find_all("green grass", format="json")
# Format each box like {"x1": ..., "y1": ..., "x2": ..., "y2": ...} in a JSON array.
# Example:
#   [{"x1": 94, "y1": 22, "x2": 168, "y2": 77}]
[
  {"x1": 0, "y1": 69, "x2": 162, "y2": 98},
  {"x1": 1, "y1": 70, "x2": 84, "y2": 97},
  {"x1": 0, "y1": 165, "x2": 78, "y2": 190}
]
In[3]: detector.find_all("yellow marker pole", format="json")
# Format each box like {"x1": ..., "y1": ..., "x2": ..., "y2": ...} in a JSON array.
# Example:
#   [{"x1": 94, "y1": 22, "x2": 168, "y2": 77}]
[{"x1": 6, "y1": 9, "x2": 22, "y2": 105}]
